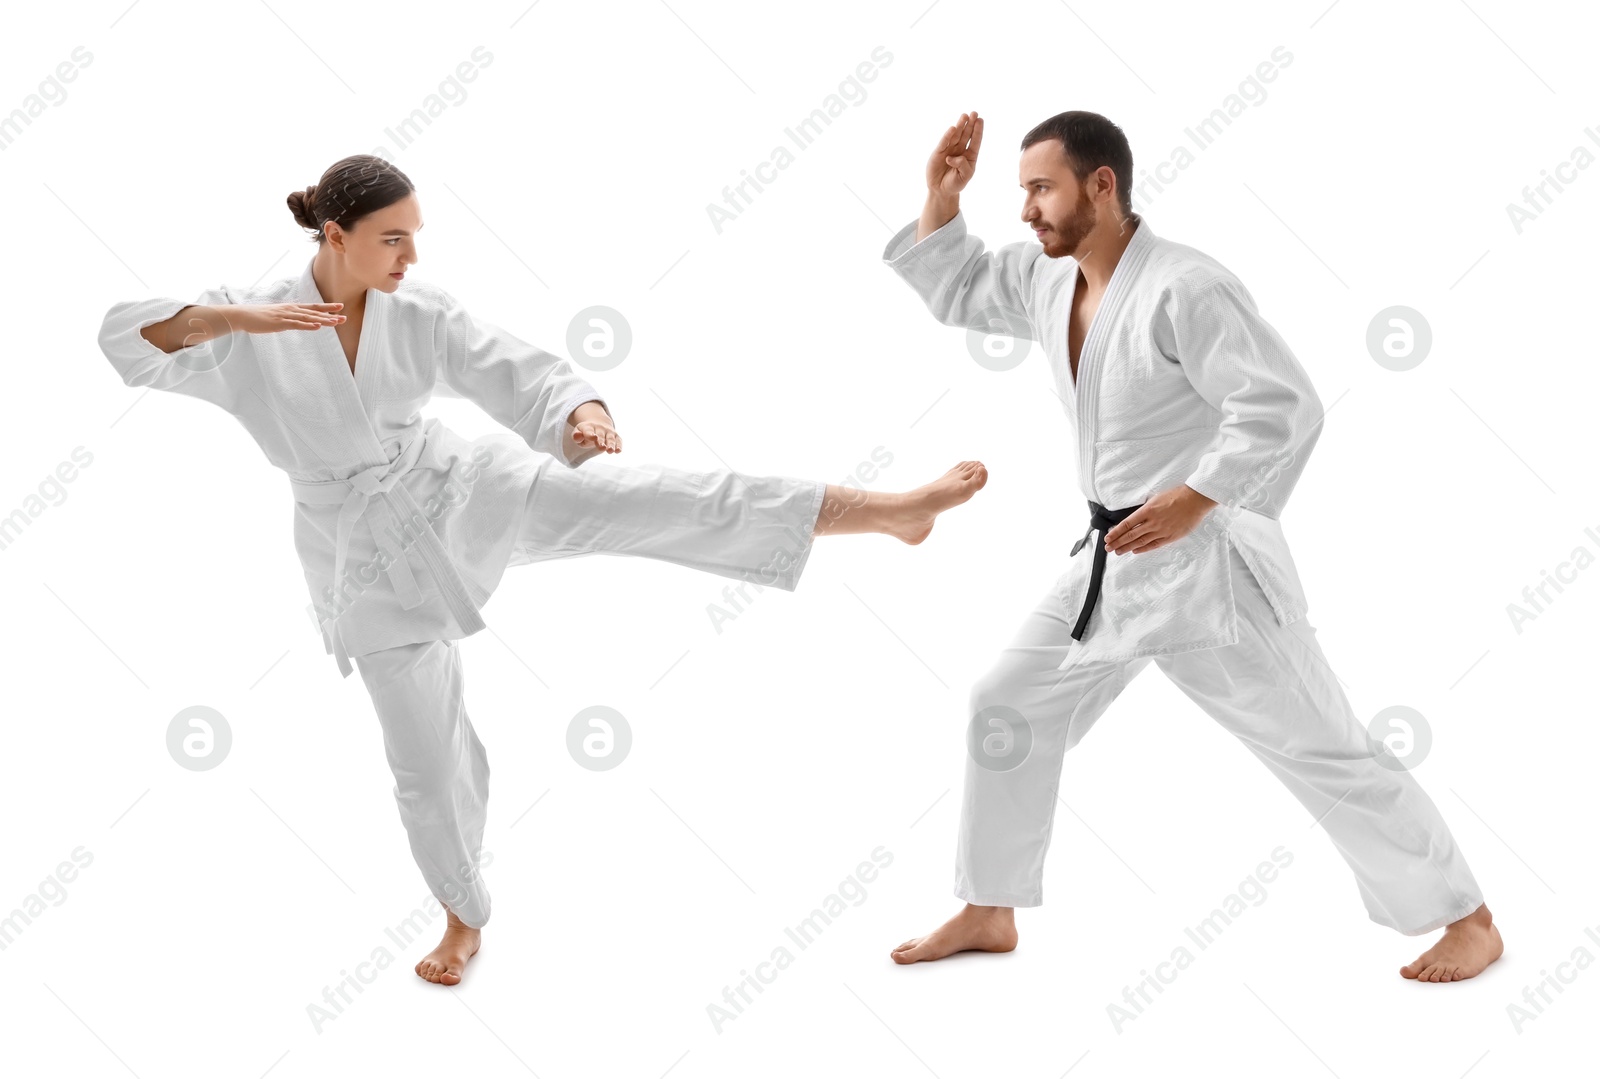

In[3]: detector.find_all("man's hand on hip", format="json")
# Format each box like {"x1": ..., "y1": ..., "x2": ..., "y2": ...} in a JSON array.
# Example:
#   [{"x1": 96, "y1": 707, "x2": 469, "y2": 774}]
[{"x1": 1104, "y1": 484, "x2": 1218, "y2": 555}]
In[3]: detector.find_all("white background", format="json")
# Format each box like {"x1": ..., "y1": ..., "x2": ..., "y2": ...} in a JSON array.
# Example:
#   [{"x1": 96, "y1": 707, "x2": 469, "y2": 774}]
[{"x1": 3, "y1": 0, "x2": 1596, "y2": 1075}]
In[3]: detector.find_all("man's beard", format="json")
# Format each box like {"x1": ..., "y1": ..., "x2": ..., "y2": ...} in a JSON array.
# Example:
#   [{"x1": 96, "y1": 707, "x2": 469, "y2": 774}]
[{"x1": 1038, "y1": 190, "x2": 1096, "y2": 258}]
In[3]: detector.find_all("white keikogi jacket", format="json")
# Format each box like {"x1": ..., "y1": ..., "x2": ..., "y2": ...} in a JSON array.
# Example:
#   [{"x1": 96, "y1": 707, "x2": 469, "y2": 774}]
[
  {"x1": 883, "y1": 211, "x2": 1326, "y2": 668},
  {"x1": 98, "y1": 257, "x2": 607, "y2": 677}
]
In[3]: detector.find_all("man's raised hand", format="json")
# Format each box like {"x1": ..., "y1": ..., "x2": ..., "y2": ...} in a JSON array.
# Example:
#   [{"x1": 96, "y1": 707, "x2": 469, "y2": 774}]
[
  {"x1": 918, "y1": 111, "x2": 983, "y2": 241},
  {"x1": 927, "y1": 111, "x2": 984, "y2": 198}
]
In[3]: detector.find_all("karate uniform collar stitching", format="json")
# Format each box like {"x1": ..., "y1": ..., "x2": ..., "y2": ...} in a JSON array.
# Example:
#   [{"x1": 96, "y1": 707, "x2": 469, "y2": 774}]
[{"x1": 1074, "y1": 217, "x2": 1158, "y2": 467}]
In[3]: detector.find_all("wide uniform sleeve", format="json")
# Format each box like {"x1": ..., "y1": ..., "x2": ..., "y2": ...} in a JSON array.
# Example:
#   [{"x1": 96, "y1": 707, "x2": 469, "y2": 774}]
[
  {"x1": 431, "y1": 287, "x2": 610, "y2": 468},
  {"x1": 97, "y1": 285, "x2": 255, "y2": 413},
  {"x1": 880, "y1": 208, "x2": 1046, "y2": 340},
  {"x1": 1156, "y1": 274, "x2": 1325, "y2": 520}
]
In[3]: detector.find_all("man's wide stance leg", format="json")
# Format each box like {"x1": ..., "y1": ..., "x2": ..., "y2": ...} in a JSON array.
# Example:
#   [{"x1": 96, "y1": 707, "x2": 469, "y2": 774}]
[
  {"x1": 890, "y1": 573, "x2": 1147, "y2": 964},
  {"x1": 956, "y1": 575, "x2": 1151, "y2": 906},
  {"x1": 1154, "y1": 544, "x2": 1484, "y2": 936}
]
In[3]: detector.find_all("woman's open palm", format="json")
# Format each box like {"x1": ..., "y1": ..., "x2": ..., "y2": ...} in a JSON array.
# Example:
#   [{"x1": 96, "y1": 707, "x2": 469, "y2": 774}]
[{"x1": 230, "y1": 302, "x2": 347, "y2": 334}]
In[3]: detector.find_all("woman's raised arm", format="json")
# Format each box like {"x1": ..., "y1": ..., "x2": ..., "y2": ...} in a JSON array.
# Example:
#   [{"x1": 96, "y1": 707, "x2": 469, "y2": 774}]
[{"x1": 137, "y1": 301, "x2": 345, "y2": 354}]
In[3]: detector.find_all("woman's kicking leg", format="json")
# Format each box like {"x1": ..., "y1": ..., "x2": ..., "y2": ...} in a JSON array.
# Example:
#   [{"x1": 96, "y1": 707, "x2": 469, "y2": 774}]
[
  {"x1": 813, "y1": 461, "x2": 989, "y2": 541},
  {"x1": 513, "y1": 458, "x2": 988, "y2": 587}
]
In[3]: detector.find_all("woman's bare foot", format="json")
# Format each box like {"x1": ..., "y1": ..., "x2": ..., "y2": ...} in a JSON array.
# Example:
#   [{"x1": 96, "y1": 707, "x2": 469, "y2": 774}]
[
  {"x1": 814, "y1": 461, "x2": 988, "y2": 542},
  {"x1": 892, "y1": 461, "x2": 988, "y2": 544},
  {"x1": 891, "y1": 903, "x2": 1017, "y2": 964},
  {"x1": 1400, "y1": 903, "x2": 1503, "y2": 982},
  {"x1": 416, "y1": 908, "x2": 481, "y2": 985}
]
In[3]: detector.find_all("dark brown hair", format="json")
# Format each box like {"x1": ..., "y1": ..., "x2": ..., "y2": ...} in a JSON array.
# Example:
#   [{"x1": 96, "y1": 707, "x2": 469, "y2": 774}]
[
  {"x1": 287, "y1": 154, "x2": 415, "y2": 244},
  {"x1": 1020, "y1": 111, "x2": 1135, "y2": 219}
]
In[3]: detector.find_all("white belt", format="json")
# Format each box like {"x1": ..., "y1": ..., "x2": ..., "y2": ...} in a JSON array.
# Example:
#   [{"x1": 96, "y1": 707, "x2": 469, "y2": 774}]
[{"x1": 288, "y1": 432, "x2": 485, "y2": 677}]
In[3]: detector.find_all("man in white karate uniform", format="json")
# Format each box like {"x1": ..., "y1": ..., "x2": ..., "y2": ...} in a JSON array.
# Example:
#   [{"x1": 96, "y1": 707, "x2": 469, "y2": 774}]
[
  {"x1": 881, "y1": 111, "x2": 1502, "y2": 981},
  {"x1": 98, "y1": 161, "x2": 990, "y2": 985}
]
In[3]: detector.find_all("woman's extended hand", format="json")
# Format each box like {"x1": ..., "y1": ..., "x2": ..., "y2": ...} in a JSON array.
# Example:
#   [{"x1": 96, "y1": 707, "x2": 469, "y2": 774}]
[
  {"x1": 138, "y1": 301, "x2": 345, "y2": 353},
  {"x1": 569, "y1": 401, "x2": 622, "y2": 454},
  {"x1": 228, "y1": 302, "x2": 346, "y2": 334}
]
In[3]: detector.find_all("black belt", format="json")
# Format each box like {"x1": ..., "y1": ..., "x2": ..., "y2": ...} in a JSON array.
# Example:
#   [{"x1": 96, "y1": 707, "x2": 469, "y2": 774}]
[{"x1": 1068, "y1": 499, "x2": 1144, "y2": 641}]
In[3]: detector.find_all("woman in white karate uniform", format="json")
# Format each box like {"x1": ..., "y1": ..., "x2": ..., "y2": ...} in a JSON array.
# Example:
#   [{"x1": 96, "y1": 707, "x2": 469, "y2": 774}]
[{"x1": 98, "y1": 154, "x2": 989, "y2": 986}]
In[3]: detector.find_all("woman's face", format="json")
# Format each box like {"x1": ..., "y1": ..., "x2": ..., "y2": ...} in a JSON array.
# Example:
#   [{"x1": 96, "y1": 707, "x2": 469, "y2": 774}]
[{"x1": 328, "y1": 192, "x2": 422, "y2": 293}]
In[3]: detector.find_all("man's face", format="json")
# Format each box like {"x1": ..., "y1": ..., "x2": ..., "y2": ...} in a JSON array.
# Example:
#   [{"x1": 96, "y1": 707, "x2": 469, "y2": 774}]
[{"x1": 1019, "y1": 139, "x2": 1095, "y2": 259}]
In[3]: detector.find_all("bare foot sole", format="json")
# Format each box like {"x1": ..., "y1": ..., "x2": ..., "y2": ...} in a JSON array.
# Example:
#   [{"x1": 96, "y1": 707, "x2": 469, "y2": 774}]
[
  {"x1": 416, "y1": 908, "x2": 481, "y2": 986},
  {"x1": 891, "y1": 461, "x2": 989, "y2": 545},
  {"x1": 1400, "y1": 903, "x2": 1503, "y2": 982},
  {"x1": 891, "y1": 904, "x2": 1016, "y2": 964}
]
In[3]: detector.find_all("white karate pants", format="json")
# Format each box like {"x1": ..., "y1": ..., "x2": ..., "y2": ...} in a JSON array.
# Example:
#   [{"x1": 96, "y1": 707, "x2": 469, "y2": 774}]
[
  {"x1": 959, "y1": 542, "x2": 1485, "y2": 936},
  {"x1": 354, "y1": 462, "x2": 827, "y2": 928}
]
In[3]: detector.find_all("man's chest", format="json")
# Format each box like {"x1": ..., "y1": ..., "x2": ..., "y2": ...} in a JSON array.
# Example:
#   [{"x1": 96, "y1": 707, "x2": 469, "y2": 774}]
[{"x1": 1066, "y1": 271, "x2": 1104, "y2": 384}]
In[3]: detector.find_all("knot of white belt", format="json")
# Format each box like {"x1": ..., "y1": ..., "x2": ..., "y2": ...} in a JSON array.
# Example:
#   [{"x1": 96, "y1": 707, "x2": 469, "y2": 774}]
[
  {"x1": 322, "y1": 433, "x2": 426, "y2": 616},
  {"x1": 287, "y1": 431, "x2": 483, "y2": 677}
]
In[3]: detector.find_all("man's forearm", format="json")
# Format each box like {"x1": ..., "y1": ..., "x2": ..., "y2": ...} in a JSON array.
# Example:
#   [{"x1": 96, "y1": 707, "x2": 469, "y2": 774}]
[{"x1": 917, "y1": 194, "x2": 960, "y2": 243}]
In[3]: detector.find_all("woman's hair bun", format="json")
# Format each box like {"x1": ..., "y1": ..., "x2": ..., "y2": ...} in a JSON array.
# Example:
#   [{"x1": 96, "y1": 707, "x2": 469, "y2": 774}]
[
  {"x1": 288, "y1": 157, "x2": 414, "y2": 245},
  {"x1": 287, "y1": 184, "x2": 320, "y2": 232}
]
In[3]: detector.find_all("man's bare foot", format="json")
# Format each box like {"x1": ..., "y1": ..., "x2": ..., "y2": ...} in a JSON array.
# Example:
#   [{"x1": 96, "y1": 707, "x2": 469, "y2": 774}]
[
  {"x1": 416, "y1": 908, "x2": 481, "y2": 986},
  {"x1": 1400, "y1": 903, "x2": 1503, "y2": 982},
  {"x1": 889, "y1": 461, "x2": 989, "y2": 545},
  {"x1": 891, "y1": 903, "x2": 1017, "y2": 964}
]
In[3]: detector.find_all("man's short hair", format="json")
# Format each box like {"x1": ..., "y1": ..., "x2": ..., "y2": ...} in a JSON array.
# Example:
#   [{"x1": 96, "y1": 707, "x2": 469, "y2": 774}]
[{"x1": 1020, "y1": 110, "x2": 1135, "y2": 218}]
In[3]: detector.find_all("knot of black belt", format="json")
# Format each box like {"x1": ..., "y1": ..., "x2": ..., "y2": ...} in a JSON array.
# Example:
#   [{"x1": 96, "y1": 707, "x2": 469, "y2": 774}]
[{"x1": 1068, "y1": 499, "x2": 1144, "y2": 641}]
